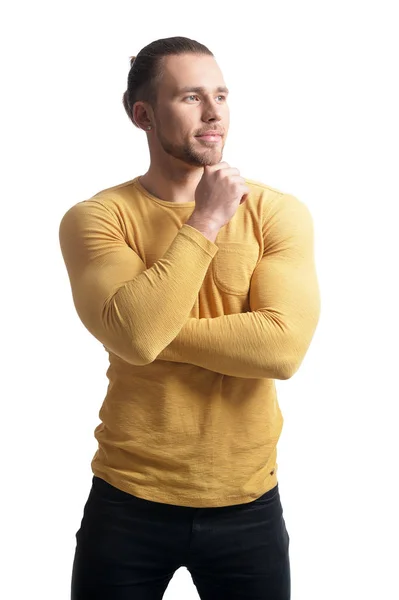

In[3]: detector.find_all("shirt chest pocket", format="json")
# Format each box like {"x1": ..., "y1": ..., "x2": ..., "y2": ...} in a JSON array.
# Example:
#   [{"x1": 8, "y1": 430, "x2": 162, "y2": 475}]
[{"x1": 212, "y1": 242, "x2": 260, "y2": 296}]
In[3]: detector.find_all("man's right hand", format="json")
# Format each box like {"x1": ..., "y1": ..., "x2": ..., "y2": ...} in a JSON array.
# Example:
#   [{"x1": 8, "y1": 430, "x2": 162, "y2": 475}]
[{"x1": 192, "y1": 162, "x2": 250, "y2": 230}]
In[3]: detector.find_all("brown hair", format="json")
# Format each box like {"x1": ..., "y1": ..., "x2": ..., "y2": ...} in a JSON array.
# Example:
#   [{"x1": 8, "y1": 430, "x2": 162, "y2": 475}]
[{"x1": 122, "y1": 36, "x2": 213, "y2": 127}]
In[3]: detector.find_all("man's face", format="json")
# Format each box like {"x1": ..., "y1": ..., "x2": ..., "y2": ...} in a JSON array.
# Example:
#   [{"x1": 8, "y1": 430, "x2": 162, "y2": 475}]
[{"x1": 150, "y1": 53, "x2": 230, "y2": 167}]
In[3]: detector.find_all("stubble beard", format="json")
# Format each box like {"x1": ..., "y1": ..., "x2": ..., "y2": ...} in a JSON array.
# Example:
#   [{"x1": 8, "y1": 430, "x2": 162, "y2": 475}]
[{"x1": 157, "y1": 130, "x2": 224, "y2": 167}]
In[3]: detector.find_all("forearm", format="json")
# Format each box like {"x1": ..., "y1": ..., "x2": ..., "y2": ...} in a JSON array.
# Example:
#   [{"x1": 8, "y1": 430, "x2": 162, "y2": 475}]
[
  {"x1": 155, "y1": 300, "x2": 320, "y2": 379},
  {"x1": 113, "y1": 220, "x2": 221, "y2": 363}
]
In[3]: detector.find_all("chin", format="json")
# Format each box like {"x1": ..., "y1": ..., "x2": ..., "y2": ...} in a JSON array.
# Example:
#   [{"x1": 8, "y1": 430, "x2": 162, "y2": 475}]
[
  {"x1": 194, "y1": 155, "x2": 222, "y2": 168},
  {"x1": 180, "y1": 144, "x2": 224, "y2": 167},
  {"x1": 200, "y1": 147, "x2": 224, "y2": 162},
  {"x1": 206, "y1": 156, "x2": 223, "y2": 166}
]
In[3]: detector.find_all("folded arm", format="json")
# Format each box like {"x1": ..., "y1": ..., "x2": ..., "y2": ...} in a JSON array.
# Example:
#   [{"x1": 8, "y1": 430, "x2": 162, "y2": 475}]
[
  {"x1": 154, "y1": 194, "x2": 321, "y2": 379},
  {"x1": 59, "y1": 199, "x2": 218, "y2": 365}
]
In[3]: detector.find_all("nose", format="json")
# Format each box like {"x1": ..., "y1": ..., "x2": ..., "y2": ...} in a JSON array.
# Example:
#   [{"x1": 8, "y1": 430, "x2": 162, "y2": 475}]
[{"x1": 201, "y1": 98, "x2": 223, "y2": 123}]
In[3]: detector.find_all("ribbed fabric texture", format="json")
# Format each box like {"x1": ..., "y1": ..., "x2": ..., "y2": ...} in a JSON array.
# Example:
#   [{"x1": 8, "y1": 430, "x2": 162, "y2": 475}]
[{"x1": 59, "y1": 176, "x2": 321, "y2": 507}]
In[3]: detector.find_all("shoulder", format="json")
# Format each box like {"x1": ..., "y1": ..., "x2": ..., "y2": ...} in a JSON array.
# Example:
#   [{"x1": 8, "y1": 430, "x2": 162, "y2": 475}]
[
  {"x1": 90, "y1": 178, "x2": 137, "y2": 200},
  {"x1": 59, "y1": 178, "x2": 139, "y2": 226},
  {"x1": 244, "y1": 177, "x2": 310, "y2": 218},
  {"x1": 244, "y1": 178, "x2": 286, "y2": 197},
  {"x1": 89, "y1": 178, "x2": 138, "y2": 211}
]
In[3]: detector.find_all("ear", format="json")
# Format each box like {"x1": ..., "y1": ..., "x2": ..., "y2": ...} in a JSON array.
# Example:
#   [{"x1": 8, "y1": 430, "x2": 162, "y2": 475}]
[{"x1": 133, "y1": 101, "x2": 153, "y2": 131}]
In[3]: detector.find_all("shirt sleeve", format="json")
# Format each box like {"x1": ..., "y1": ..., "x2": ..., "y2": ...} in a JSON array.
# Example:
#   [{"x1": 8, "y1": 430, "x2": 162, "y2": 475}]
[
  {"x1": 59, "y1": 199, "x2": 219, "y2": 365},
  {"x1": 154, "y1": 194, "x2": 321, "y2": 379}
]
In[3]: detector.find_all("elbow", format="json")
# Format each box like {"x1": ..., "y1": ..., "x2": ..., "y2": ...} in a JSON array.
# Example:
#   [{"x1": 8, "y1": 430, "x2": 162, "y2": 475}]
[
  {"x1": 267, "y1": 306, "x2": 320, "y2": 381},
  {"x1": 274, "y1": 360, "x2": 299, "y2": 380},
  {"x1": 130, "y1": 333, "x2": 159, "y2": 365},
  {"x1": 118, "y1": 339, "x2": 154, "y2": 367},
  {"x1": 101, "y1": 297, "x2": 154, "y2": 366},
  {"x1": 273, "y1": 329, "x2": 315, "y2": 380},
  {"x1": 100, "y1": 338, "x2": 153, "y2": 366},
  {"x1": 132, "y1": 343, "x2": 155, "y2": 366}
]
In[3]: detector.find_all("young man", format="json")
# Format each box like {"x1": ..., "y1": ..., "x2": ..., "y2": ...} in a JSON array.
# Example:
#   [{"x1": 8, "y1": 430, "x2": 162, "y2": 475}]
[{"x1": 59, "y1": 36, "x2": 321, "y2": 600}]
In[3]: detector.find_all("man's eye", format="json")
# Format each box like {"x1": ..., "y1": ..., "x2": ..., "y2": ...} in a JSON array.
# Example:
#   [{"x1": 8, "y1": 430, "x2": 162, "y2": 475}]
[{"x1": 185, "y1": 95, "x2": 227, "y2": 102}]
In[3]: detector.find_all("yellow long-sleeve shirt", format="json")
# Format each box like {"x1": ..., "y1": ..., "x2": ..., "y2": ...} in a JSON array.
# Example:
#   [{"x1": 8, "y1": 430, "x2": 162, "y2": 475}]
[{"x1": 59, "y1": 175, "x2": 321, "y2": 508}]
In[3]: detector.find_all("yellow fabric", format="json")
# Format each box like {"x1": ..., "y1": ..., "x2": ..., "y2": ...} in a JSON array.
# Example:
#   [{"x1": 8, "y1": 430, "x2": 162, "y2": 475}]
[{"x1": 59, "y1": 176, "x2": 321, "y2": 507}]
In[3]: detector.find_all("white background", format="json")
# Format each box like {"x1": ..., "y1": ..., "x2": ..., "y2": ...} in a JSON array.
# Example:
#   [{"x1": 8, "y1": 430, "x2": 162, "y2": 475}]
[{"x1": 1, "y1": 1, "x2": 398, "y2": 598}]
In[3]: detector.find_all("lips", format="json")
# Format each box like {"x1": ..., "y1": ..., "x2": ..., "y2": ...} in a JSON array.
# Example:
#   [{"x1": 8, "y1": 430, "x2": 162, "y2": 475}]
[
  {"x1": 196, "y1": 133, "x2": 222, "y2": 142},
  {"x1": 196, "y1": 132, "x2": 222, "y2": 137}
]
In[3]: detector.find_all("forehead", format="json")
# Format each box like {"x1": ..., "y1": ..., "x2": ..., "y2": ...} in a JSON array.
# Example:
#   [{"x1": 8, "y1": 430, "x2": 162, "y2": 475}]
[{"x1": 159, "y1": 54, "x2": 227, "y2": 97}]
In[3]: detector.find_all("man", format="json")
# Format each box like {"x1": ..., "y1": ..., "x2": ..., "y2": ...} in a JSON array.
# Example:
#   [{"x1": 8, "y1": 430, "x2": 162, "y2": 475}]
[{"x1": 59, "y1": 36, "x2": 321, "y2": 600}]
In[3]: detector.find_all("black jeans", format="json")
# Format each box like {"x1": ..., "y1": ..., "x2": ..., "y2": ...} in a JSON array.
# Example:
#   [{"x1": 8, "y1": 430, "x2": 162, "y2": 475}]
[{"x1": 71, "y1": 476, "x2": 290, "y2": 599}]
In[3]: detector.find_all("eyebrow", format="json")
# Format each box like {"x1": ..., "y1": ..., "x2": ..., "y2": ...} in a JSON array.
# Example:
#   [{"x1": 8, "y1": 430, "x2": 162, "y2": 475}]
[{"x1": 175, "y1": 86, "x2": 229, "y2": 96}]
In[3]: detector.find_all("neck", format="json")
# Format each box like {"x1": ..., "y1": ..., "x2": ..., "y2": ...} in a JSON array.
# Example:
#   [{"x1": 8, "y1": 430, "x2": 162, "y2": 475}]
[{"x1": 139, "y1": 163, "x2": 204, "y2": 204}]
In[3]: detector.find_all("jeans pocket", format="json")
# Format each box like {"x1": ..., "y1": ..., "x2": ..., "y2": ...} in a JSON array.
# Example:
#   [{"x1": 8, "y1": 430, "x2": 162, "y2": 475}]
[
  {"x1": 92, "y1": 476, "x2": 137, "y2": 504},
  {"x1": 252, "y1": 484, "x2": 280, "y2": 505}
]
